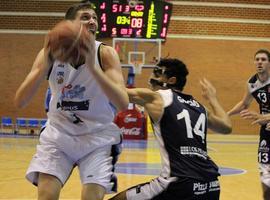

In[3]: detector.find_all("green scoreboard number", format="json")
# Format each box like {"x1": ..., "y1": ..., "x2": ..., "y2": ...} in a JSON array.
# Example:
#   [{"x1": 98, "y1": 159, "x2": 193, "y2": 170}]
[{"x1": 90, "y1": 0, "x2": 172, "y2": 39}]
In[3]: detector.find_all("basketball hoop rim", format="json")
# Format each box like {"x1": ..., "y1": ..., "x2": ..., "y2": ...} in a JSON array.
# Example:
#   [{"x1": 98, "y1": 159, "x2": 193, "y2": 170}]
[{"x1": 129, "y1": 0, "x2": 138, "y2": 8}]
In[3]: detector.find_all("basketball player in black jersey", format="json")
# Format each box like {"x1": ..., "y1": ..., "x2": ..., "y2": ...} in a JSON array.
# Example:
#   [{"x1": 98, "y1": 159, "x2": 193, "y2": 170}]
[
  {"x1": 110, "y1": 58, "x2": 232, "y2": 200},
  {"x1": 228, "y1": 49, "x2": 270, "y2": 200}
]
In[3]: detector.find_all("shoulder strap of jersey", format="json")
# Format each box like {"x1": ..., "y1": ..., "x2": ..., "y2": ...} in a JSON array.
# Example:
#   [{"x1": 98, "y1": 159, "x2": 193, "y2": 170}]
[
  {"x1": 95, "y1": 40, "x2": 104, "y2": 71},
  {"x1": 157, "y1": 89, "x2": 173, "y2": 108}
]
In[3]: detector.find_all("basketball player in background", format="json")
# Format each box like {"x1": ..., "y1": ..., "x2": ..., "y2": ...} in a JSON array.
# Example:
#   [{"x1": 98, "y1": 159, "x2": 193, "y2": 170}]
[
  {"x1": 228, "y1": 49, "x2": 270, "y2": 200},
  {"x1": 14, "y1": 2, "x2": 128, "y2": 200},
  {"x1": 110, "y1": 58, "x2": 232, "y2": 200}
]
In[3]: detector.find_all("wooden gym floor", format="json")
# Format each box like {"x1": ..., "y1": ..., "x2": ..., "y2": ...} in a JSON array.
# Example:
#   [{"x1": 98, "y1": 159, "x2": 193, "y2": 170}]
[{"x1": 0, "y1": 134, "x2": 262, "y2": 200}]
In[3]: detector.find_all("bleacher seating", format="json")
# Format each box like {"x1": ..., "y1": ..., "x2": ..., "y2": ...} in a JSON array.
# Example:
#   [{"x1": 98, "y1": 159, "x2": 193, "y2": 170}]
[
  {"x1": 0, "y1": 117, "x2": 47, "y2": 135},
  {"x1": 16, "y1": 118, "x2": 28, "y2": 135},
  {"x1": 16, "y1": 118, "x2": 27, "y2": 127},
  {"x1": 40, "y1": 119, "x2": 47, "y2": 127},
  {"x1": 28, "y1": 118, "x2": 40, "y2": 128},
  {"x1": 1, "y1": 117, "x2": 14, "y2": 134}
]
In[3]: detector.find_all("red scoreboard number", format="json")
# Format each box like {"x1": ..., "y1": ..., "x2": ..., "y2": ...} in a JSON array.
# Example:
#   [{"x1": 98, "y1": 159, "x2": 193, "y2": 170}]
[{"x1": 93, "y1": 0, "x2": 172, "y2": 39}]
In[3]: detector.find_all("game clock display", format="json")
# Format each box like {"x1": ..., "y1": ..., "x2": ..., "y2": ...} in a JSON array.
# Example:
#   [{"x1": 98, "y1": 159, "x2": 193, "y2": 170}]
[{"x1": 91, "y1": 0, "x2": 172, "y2": 39}]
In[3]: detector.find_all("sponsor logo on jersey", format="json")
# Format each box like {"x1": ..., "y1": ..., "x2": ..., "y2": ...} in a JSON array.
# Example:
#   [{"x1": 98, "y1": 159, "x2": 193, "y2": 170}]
[
  {"x1": 261, "y1": 140, "x2": 267, "y2": 147},
  {"x1": 177, "y1": 96, "x2": 200, "y2": 107},
  {"x1": 259, "y1": 139, "x2": 269, "y2": 153},
  {"x1": 56, "y1": 71, "x2": 64, "y2": 84},
  {"x1": 193, "y1": 182, "x2": 207, "y2": 195},
  {"x1": 57, "y1": 64, "x2": 65, "y2": 68},
  {"x1": 62, "y1": 84, "x2": 86, "y2": 99},
  {"x1": 193, "y1": 180, "x2": 220, "y2": 195},
  {"x1": 124, "y1": 115, "x2": 138, "y2": 123},
  {"x1": 121, "y1": 127, "x2": 141, "y2": 135},
  {"x1": 180, "y1": 146, "x2": 208, "y2": 159},
  {"x1": 58, "y1": 84, "x2": 89, "y2": 111},
  {"x1": 57, "y1": 100, "x2": 89, "y2": 111}
]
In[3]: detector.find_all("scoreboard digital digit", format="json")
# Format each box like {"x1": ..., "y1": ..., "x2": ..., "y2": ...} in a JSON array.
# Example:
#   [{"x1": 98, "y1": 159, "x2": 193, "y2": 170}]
[{"x1": 88, "y1": 0, "x2": 172, "y2": 39}]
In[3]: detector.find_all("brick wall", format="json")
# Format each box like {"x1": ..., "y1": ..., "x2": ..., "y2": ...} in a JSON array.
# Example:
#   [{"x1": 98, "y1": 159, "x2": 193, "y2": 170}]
[
  {"x1": 170, "y1": 0, "x2": 270, "y2": 4},
  {"x1": 172, "y1": 6, "x2": 270, "y2": 20},
  {"x1": 1, "y1": 0, "x2": 270, "y2": 135},
  {"x1": 169, "y1": 21, "x2": 270, "y2": 37},
  {"x1": 0, "y1": 0, "x2": 269, "y2": 37},
  {"x1": 0, "y1": 0, "x2": 75, "y2": 12}
]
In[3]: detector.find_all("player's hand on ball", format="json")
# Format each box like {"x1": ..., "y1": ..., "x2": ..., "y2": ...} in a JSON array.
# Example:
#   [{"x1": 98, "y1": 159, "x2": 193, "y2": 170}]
[{"x1": 47, "y1": 20, "x2": 91, "y2": 66}]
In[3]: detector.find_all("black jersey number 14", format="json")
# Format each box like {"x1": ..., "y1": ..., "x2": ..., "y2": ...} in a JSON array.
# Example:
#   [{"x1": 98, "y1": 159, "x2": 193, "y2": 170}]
[{"x1": 177, "y1": 109, "x2": 206, "y2": 143}]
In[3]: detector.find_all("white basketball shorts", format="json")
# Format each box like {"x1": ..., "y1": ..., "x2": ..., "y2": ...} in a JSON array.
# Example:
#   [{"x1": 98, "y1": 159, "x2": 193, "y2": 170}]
[{"x1": 26, "y1": 122, "x2": 122, "y2": 193}]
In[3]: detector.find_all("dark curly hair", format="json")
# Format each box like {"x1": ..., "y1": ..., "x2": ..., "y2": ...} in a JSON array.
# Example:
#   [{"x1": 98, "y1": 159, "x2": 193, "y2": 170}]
[{"x1": 157, "y1": 58, "x2": 189, "y2": 91}]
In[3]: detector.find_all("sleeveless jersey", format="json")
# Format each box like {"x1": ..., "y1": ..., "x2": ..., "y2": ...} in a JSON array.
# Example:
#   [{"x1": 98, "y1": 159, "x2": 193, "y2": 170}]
[
  {"x1": 247, "y1": 74, "x2": 270, "y2": 164},
  {"x1": 47, "y1": 41, "x2": 116, "y2": 135},
  {"x1": 153, "y1": 89, "x2": 219, "y2": 181},
  {"x1": 248, "y1": 74, "x2": 270, "y2": 114}
]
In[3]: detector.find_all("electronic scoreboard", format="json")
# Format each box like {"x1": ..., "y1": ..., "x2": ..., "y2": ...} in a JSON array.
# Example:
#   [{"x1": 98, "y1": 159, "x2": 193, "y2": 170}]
[{"x1": 86, "y1": 0, "x2": 172, "y2": 39}]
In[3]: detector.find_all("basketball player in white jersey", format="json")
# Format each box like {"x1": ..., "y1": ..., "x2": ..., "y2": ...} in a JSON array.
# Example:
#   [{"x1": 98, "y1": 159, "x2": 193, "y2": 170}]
[
  {"x1": 228, "y1": 49, "x2": 270, "y2": 200},
  {"x1": 110, "y1": 58, "x2": 232, "y2": 200},
  {"x1": 14, "y1": 2, "x2": 128, "y2": 200}
]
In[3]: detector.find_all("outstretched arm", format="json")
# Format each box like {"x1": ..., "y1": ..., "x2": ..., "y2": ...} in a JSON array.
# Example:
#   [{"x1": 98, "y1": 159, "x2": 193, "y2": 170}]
[
  {"x1": 227, "y1": 85, "x2": 253, "y2": 116},
  {"x1": 240, "y1": 109, "x2": 270, "y2": 125},
  {"x1": 14, "y1": 37, "x2": 52, "y2": 108},
  {"x1": 127, "y1": 88, "x2": 163, "y2": 123},
  {"x1": 200, "y1": 78, "x2": 232, "y2": 134}
]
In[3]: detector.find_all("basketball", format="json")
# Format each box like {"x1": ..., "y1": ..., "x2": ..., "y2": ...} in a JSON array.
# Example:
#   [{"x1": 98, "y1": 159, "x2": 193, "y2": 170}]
[{"x1": 47, "y1": 20, "x2": 90, "y2": 63}]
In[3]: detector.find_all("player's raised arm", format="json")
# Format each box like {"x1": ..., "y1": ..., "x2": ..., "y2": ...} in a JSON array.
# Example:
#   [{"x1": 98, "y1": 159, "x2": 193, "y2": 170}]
[
  {"x1": 127, "y1": 88, "x2": 163, "y2": 122},
  {"x1": 200, "y1": 78, "x2": 232, "y2": 134},
  {"x1": 14, "y1": 38, "x2": 52, "y2": 109},
  {"x1": 227, "y1": 84, "x2": 253, "y2": 116}
]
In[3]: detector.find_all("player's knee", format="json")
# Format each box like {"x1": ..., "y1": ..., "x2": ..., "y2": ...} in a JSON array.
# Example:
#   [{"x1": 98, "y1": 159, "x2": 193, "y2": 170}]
[
  {"x1": 38, "y1": 187, "x2": 59, "y2": 200},
  {"x1": 37, "y1": 174, "x2": 62, "y2": 200},
  {"x1": 81, "y1": 184, "x2": 105, "y2": 200},
  {"x1": 82, "y1": 192, "x2": 104, "y2": 200},
  {"x1": 263, "y1": 187, "x2": 270, "y2": 200},
  {"x1": 109, "y1": 191, "x2": 127, "y2": 200}
]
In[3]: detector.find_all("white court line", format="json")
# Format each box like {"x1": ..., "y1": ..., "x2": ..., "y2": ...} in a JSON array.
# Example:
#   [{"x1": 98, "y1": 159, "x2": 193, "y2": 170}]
[{"x1": 207, "y1": 146, "x2": 217, "y2": 152}]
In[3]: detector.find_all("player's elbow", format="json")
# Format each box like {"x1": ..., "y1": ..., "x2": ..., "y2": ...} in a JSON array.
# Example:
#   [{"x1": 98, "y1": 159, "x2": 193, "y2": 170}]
[
  {"x1": 117, "y1": 100, "x2": 129, "y2": 112},
  {"x1": 219, "y1": 120, "x2": 232, "y2": 134},
  {"x1": 209, "y1": 118, "x2": 232, "y2": 134},
  {"x1": 14, "y1": 94, "x2": 26, "y2": 109},
  {"x1": 221, "y1": 124, "x2": 232, "y2": 134},
  {"x1": 14, "y1": 100, "x2": 23, "y2": 109},
  {"x1": 242, "y1": 104, "x2": 249, "y2": 110}
]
